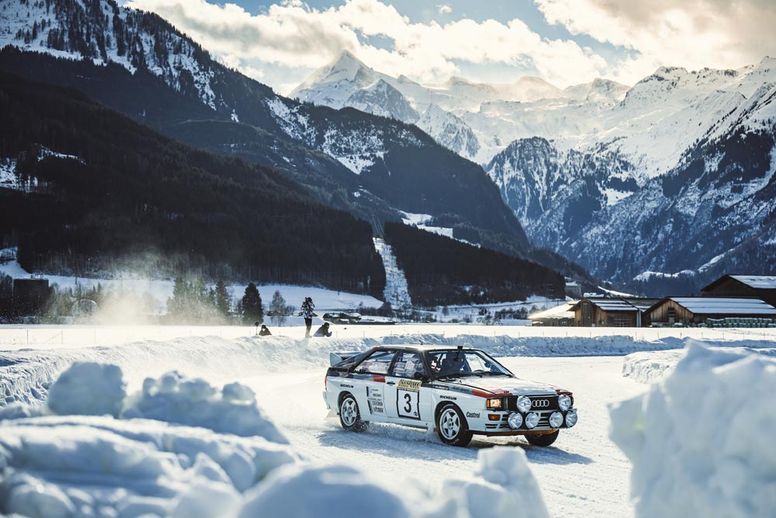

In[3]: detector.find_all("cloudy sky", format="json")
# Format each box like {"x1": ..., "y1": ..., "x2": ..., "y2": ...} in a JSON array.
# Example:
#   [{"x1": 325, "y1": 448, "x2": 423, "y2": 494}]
[{"x1": 125, "y1": 0, "x2": 776, "y2": 95}]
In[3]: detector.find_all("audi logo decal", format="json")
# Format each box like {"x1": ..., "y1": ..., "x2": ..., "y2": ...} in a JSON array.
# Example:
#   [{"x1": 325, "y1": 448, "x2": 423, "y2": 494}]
[{"x1": 531, "y1": 399, "x2": 550, "y2": 408}]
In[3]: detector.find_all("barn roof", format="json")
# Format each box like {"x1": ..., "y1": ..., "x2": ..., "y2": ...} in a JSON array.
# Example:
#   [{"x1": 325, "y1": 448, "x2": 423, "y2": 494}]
[
  {"x1": 664, "y1": 297, "x2": 776, "y2": 316},
  {"x1": 570, "y1": 298, "x2": 644, "y2": 312},
  {"x1": 729, "y1": 275, "x2": 776, "y2": 289},
  {"x1": 702, "y1": 274, "x2": 776, "y2": 292}
]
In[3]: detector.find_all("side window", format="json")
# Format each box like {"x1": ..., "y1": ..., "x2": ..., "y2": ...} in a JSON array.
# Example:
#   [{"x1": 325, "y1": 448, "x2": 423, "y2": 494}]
[
  {"x1": 355, "y1": 350, "x2": 395, "y2": 375},
  {"x1": 391, "y1": 352, "x2": 426, "y2": 378}
]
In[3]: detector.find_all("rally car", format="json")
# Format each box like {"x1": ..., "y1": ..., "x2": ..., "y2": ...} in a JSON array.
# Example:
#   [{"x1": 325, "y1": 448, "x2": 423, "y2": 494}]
[{"x1": 323, "y1": 345, "x2": 577, "y2": 447}]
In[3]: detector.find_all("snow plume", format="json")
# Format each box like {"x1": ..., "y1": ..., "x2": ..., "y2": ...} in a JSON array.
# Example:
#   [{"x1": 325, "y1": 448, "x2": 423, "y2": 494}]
[{"x1": 610, "y1": 344, "x2": 776, "y2": 517}]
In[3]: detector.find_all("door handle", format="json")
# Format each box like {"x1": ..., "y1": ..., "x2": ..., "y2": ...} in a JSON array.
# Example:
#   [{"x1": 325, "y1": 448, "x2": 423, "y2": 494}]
[{"x1": 386, "y1": 381, "x2": 396, "y2": 385}]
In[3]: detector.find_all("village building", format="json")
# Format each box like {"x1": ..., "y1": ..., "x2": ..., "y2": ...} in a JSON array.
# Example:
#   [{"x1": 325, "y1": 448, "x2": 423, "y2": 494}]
[
  {"x1": 529, "y1": 302, "x2": 575, "y2": 326},
  {"x1": 571, "y1": 298, "x2": 660, "y2": 327},
  {"x1": 646, "y1": 297, "x2": 776, "y2": 326},
  {"x1": 701, "y1": 275, "x2": 776, "y2": 307}
]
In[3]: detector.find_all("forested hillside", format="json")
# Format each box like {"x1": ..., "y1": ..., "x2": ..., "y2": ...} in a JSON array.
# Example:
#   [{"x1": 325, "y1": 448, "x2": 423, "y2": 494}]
[
  {"x1": 384, "y1": 223, "x2": 564, "y2": 306},
  {"x1": 0, "y1": 72, "x2": 385, "y2": 295}
]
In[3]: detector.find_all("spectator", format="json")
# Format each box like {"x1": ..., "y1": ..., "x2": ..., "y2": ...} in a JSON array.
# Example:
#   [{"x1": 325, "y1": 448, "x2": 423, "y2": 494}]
[
  {"x1": 313, "y1": 322, "x2": 332, "y2": 337},
  {"x1": 301, "y1": 297, "x2": 315, "y2": 337},
  {"x1": 259, "y1": 324, "x2": 272, "y2": 336}
]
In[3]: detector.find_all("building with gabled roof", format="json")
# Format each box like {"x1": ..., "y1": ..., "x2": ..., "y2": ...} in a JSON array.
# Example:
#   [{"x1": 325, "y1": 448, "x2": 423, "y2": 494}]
[
  {"x1": 701, "y1": 275, "x2": 776, "y2": 307},
  {"x1": 570, "y1": 297, "x2": 660, "y2": 327},
  {"x1": 647, "y1": 297, "x2": 776, "y2": 326}
]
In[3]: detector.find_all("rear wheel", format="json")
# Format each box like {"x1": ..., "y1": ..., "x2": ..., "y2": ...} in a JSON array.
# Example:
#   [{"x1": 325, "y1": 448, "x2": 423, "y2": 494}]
[
  {"x1": 526, "y1": 430, "x2": 559, "y2": 447},
  {"x1": 339, "y1": 393, "x2": 368, "y2": 432},
  {"x1": 436, "y1": 404, "x2": 472, "y2": 447}
]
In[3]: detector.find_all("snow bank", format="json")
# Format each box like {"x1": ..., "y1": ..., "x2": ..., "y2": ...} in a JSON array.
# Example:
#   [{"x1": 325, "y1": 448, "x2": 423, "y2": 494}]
[
  {"x1": 240, "y1": 464, "x2": 409, "y2": 518},
  {"x1": 47, "y1": 361, "x2": 126, "y2": 417},
  {"x1": 610, "y1": 344, "x2": 776, "y2": 517},
  {"x1": 122, "y1": 371, "x2": 287, "y2": 443},
  {"x1": 622, "y1": 341, "x2": 776, "y2": 383},
  {"x1": 443, "y1": 447, "x2": 549, "y2": 518},
  {"x1": 240, "y1": 447, "x2": 548, "y2": 518},
  {"x1": 0, "y1": 415, "x2": 296, "y2": 517}
]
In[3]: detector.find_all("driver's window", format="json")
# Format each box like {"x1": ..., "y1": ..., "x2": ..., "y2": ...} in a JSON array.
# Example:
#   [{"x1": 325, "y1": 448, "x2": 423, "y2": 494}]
[
  {"x1": 355, "y1": 350, "x2": 395, "y2": 375},
  {"x1": 391, "y1": 352, "x2": 426, "y2": 378}
]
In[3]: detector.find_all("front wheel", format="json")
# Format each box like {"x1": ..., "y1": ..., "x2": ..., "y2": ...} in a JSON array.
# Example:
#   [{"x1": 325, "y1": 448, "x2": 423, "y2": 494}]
[
  {"x1": 436, "y1": 404, "x2": 472, "y2": 447},
  {"x1": 339, "y1": 393, "x2": 368, "y2": 432},
  {"x1": 526, "y1": 430, "x2": 559, "y2": 447}
]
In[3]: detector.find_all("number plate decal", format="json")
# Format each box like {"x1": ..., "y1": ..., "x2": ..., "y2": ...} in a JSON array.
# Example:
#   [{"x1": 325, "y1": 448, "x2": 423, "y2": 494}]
[{"x1": 396, "y1": 379, "x2": 422, "y2": 420}]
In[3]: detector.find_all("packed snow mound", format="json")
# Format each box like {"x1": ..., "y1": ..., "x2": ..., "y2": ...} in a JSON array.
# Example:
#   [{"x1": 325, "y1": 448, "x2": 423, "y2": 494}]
[
  {"x1": 47, "y1": 361, "x2": 126, "y2": 417},
  {"x1": 240, "y1": 464, "x2": 409, "y2": 518},
  {"x1": 0, "y1": 415, "x2": 296, "y2": 517},
  {"x1": 610, "y1": 344, "x2": 776, "y2": 517},
  {"x1": 26, "y1": 362, "x2": 288, "y2": 443},
  {"x1": 622, "y1": 341, "x2": 776, "y2": 383},
  {"x1": 444, "y1": 447, "x2": 549, "y2": 518},
  {"x1": 240, "y1": 447, "x2": 549, "y2": 518},
  {"x1": 122, "y1": 370, "x2": 288, "y2": 443}
]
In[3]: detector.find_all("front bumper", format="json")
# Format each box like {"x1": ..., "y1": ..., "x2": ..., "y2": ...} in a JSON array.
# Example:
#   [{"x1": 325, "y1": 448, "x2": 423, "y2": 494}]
[{"x1": 474, "y1": 408, "x2": 578, "y2": 434}]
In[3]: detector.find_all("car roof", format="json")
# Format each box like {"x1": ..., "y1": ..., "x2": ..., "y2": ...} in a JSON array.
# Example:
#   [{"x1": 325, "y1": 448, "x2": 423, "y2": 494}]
[{"x1": 373, "y1": 344, "x2": 479, "y2": 352}]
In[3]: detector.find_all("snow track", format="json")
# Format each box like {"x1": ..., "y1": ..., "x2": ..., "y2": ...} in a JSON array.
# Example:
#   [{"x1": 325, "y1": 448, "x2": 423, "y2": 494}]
[
  {"x1": 2, "y1": 329, "x2": 775, "y2": 517},
  {"x1": 373, "y1": 237, "x2": 412, "y2": 308}
]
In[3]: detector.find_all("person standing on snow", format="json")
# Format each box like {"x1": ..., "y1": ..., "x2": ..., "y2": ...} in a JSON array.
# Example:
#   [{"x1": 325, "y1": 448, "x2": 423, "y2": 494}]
[{"x1": 301, "y1": 297, "x2": 315, "y2": 337}]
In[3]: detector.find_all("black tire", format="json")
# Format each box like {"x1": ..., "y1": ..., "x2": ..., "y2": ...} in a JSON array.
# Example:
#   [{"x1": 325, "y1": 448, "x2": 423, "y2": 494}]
[
  {"x1": 436, "y1": 404, "x2": 473, "y2": 447},
  {"x1": 526, "y1": 430, "x2": 559, "y2": 447},
  {"x1": 339, "y1": 393, "x2": 368, "y2": 432}
]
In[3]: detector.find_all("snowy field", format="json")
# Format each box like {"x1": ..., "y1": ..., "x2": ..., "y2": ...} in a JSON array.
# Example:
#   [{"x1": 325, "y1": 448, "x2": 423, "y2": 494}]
[{"x1": 1, "y1": 325, "x2": 775, "y2": 517}]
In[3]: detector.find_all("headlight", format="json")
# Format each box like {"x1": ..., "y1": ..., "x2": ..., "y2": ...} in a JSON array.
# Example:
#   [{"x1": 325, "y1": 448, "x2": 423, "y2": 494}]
[
  {"x1": 524, "y1": 412, "x2": 540, "y2": 429},
  {"x1": 517, "y1": 395, "x2": 532, "y2": 413},
  {"x1": 549, "y1": 412, "x2": 563, "y2": 428},
  {"x1": 486, "y1": 398, "x2": 503, "y2": 410},
  {"x1": 565, "y1": 409, "x2": 578, "y2": 428},
  {"x1": 558, "y1": 394, "x2": 572, "y2": 411},
  {"x1": 507, "y1": 412, "x2": 523, "y2": 430}
]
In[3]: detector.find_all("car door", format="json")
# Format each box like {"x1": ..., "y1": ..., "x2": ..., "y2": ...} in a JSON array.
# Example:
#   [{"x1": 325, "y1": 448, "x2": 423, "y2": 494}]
[
  {"x1": 385, "y1": 351, "x2": 431, "y2": 426},
  {"x1": 350, "y1": 349, "x2": 396, "y2": 422}
]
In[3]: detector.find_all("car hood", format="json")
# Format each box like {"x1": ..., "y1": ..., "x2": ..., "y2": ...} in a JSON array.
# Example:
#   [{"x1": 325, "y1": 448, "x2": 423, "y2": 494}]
[{"x1": 436, "y1": 376, "x2": 558, "y2": 396}]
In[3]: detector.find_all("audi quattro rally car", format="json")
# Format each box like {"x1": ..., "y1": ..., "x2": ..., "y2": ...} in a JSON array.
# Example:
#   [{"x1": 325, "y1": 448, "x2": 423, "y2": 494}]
[{"x1": 323, "y1": 345, "x2": 577, "y2": 447}]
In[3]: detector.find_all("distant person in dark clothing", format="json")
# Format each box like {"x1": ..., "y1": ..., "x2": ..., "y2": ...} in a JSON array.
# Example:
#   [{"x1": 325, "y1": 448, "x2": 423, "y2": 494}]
[
  {"x1": 259, "y1": 325, "x2": 272, "y2": 336},
  {"x1": 301, "y1": 297, "x2": 315, "y2": 337},
  {"x1": 313, "y1": 322, "x2": 332, "y2": 337}
]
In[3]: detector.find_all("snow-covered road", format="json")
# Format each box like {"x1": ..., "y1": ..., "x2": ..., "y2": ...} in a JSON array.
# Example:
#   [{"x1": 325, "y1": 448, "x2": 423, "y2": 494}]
[{"x1": 236, "y1": 356, "x2": 647, "y2": 518}]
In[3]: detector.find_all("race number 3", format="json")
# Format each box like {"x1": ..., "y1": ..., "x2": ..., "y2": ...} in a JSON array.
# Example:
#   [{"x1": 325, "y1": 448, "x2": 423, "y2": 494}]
[{"x1": 397, "y1": 379, "x2": 421, "y2": 419}]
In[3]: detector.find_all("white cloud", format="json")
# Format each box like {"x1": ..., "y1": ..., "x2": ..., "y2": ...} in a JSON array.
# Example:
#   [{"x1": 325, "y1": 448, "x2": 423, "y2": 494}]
[
  {"x1": 127, "y1": 0, "x2": 612, "y2": 92},
  {"x1": 127, "y1": 0, "x2": 776, "y2": 94},
  {"x1": 437, "y1": 4, "x2": 452, "y2": 15},
  {"x1": 535, "y1": 0, "x2": 776, "y2": 83}
]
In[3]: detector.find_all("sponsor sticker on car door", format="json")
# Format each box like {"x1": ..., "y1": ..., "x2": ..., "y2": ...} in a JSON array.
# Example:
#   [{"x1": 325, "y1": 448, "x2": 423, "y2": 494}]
[{"x1": 397, "y1": 379, "x2": 421, "y2": 419}]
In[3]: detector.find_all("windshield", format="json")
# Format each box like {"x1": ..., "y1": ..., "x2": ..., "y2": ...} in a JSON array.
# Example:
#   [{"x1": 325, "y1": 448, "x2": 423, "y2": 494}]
[{"x1": 427, "y1": 350, "x2": 512, "y2": 379}]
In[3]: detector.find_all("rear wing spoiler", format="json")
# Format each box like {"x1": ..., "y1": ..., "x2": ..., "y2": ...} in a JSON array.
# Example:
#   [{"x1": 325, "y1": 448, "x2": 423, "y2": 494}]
[{"x1": 329, "y1": 351, "x2": 361, "y2": 366}]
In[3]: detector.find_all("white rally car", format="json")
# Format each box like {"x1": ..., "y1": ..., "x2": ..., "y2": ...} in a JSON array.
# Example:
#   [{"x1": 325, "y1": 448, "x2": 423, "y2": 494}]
[{"x1": 323, "y1": 345, "x2": 577, "y2": 447}]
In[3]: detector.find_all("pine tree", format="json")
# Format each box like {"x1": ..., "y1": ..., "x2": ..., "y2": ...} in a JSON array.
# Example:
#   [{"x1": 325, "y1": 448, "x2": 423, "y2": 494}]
[
  {"x1": 270, "y1": 290, "x2": 289, "y2": 326},
  {"x1": 214, "y1": 280, "x2": 231, "y2": 318},
  {"x1": 168, "y1": 276, "x2": 188, "y2": 316},
  {"x1": 240, "y1": 282, "x2": 263, "y2": 324}
]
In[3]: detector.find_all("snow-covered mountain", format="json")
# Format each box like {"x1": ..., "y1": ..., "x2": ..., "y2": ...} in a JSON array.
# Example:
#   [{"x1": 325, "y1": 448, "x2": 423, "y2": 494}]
[
  {"x1": 0, "y1": 0, "x2": 533, "y2": 259},
  {"x1": 295, "y1": 49, "x2": 776, "y2": 289},
  {"x1": 415, "y1": 105, "x2": 480, "y2": 161},
  {"x1": 345, "y1": 79, "x2": 418, "y2": 122},
  {"x1": 485, "y1": 65, "x2": 776, "y2": 290}
]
